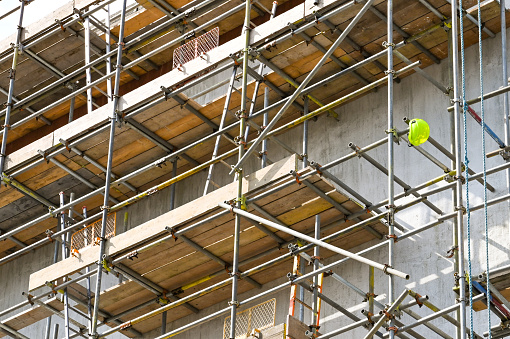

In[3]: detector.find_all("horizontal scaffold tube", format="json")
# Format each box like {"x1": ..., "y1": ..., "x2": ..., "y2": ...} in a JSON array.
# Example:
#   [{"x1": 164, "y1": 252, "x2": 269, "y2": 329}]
[
  {"x1": 218, "y1": 203, "x2": 410, "y2": 280},
  {"x1": 0, "y1": 59, "x2": 417, "y2": 260}
]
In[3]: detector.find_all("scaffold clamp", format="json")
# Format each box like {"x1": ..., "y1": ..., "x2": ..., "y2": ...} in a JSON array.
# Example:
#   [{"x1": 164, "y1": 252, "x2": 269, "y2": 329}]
[
  {"x1": 363, "y1": 293, "x2": 377, "y2": 303},
  {"x1": 228, "y1": 300, "x2": 240, "y2": 308},
  {"x1": 127, "y1": 250, "x2": 139, "y2": 260},
  {"x1": 413, "y1": 292, "x2": 424, "y2": 308},
  {"x1": 161, "y1": 86, "x2": 172, "y2": 101},
  {"x1": 383, "y1": 264, "x2": 393, "y2": 276},
  {"x1": 387, "y1": 326, "x2": 399, "y2": 335},
  {"x1": 445, "y1": 245, "x2": 458, "y2": 258},
  {"x1": 165, "y1": 226, "x2": 179, "y2": 241}
]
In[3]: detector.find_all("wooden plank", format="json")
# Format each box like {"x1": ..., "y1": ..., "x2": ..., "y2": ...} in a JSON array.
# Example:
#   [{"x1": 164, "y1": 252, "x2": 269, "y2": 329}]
[
  {"x1": 6, "y1": 0, "x2": 341, "y2": 174},
  {"x1": 0, "y1": 297, "x2": 63, "y2": 338},
  {"x1": 29, "y1": 155, "x2": 297, "y2": 291},
  {"x1": 261, "y1": 323, "x2": 286, "y2": 339},
  {"x1": 287, "y1": 315, "x2": 316, "y2": 339}
]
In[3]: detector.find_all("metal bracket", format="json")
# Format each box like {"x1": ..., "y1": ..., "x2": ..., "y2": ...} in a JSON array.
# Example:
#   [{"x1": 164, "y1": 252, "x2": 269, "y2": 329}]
[
  {"x1": 127, "y1": 250, "x2": 139, "y2": 261},
  {"x1": 499, "y1": 149, "x2": 510, "y2": 160},
  {"x1": 165, "y1": 226, "x2": 179, "y2": 241},
  {"x1": 387, "y1": 326, "x2": 399, "y2": 335},
  {"x1": 455, "y1": 205, "x2": 467, "y2": 214},
  {"x1": 54, "y1": 19, "x2": 66, "y2": 32},
  {"x1": 385, "y1": 234, "x2": 398, "y2": 243},
  {"x1": 100, "y1": 205, "x2": 111, "y2": 211},
  {"x1": 8, "y1": 68, "x2": 16, "y2": 80},
  {"x1": 445, "y1": 246, "x2": 458, "y2": 258},
  {"x1": 365, "y1": 311, "x2": 375, "y2": 325},
  {"x1": 450, "y1": 97, "x2": 463, "y2": 106},
  {"x1": 454, "y1": 175, "x2": 466, "y2": 184},
  {"x1": 413, "y1": 293, "x2": 424, "y2": 308},
  {"x1": 363, "y1": 293, "x2": 378, "y2": 302},
  {"x1": 385, "y1": 128, "x2": 400, "y2": 144},
  {"x1": 443, "y1": 173, "x2": 455, "y2": 183},
  {"x1": 235, "y1": 109, "x2": 248, "y2": 119},
  {"x1": 234, "y1": 136, "x2": 247, "y2": 149},
  {"x1": 161, "y1": 86, "x2": 172, "y2": 101},
  {"x1": 228, "y1": 300, "x2": 240, "y2": 308},
  {"x1": 286, "y1": 272, "x2": 298, "y2": 282},
  {"x1": 383, "y1": 264, "x2": 393, "y2": 276},
  {"x1": 382, "y1": 41, "x2": 396, "y2": 49},
  {"x1": 184, "y1": 30, "x2": 196, "y2": 41},
  {"x1": 119, "y1": 321, "x2": 132, "y2": 330}
]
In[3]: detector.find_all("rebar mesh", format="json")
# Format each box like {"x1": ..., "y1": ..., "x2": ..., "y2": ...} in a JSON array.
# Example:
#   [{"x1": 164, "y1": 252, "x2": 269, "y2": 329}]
[
  {"x1": 173, "y1": 27, "x2": 219, "y2": 69},
  {"x1": 71, "y1": 213, "x2": 116, "y2": 252},
  {"x1": 223, "y1": 298, "x2": 276, "y2": 339}
]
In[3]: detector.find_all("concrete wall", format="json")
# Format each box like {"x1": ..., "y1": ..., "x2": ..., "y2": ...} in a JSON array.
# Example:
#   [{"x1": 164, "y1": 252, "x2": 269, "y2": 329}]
[{"x1": 2, "y1": 23, "x2": 510, "y2": 339}]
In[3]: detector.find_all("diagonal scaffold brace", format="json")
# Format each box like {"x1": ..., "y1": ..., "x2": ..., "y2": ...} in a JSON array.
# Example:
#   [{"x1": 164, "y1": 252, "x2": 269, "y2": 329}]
[{"x1": 228, "y1": 0, "x2": 377, "y2": 176}]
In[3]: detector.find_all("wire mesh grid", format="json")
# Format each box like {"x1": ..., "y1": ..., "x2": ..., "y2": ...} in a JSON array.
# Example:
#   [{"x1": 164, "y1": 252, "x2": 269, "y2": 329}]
[
  {"x1": 173, "y1": 27, "x2": 220, "y2": 69},
  {"x1": 223, "y1": 298, "x2": 276, "y2": 339},
  {"x1": 71, "y1": 213, "x2": 116, "y2": 252}
]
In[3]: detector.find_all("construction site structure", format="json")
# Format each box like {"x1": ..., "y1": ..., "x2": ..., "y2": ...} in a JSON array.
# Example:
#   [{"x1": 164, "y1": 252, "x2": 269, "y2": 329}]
[{"x1": 0, "y1": 0, "x2": 510, "y2": 338}]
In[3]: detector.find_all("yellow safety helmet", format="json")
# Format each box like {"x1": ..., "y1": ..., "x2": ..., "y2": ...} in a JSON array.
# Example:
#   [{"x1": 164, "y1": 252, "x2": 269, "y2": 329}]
[{"x1": 408, "y1": 119, "x2": 430, "y2": 146}]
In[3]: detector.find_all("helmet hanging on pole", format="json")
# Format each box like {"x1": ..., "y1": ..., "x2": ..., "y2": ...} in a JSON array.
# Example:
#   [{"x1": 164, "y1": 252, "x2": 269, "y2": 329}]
[{"x1": 408, "y1": 118, "x2": 430, "y2": 146}]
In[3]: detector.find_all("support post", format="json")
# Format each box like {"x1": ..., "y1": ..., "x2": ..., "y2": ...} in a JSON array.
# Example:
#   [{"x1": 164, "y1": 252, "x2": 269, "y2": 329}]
[
  {"x1": 451, "y1": 0, "x2": 468, "y2": 336},
  {"x1": 90, "y1": 1, "x2": 128, "y2": 337},
  {"x1": 0, "y1": 0, "x2": 25, "y2": 176},
  {"x1": 386, "y1": 1, "x2": 396, "y2": 338},
  {"x1": 501, "y1": 0, "x2": 510, "y2": 238},
  {"x1": 59, "y1": 192, "x2": 70, "y2": 339},
  {"x1": 85, "y1": 15, "x2": 93, "y2": 114},
  {"x1": 229, "y1": 1, "x2": 251, "y2": 337},
  {"x1": 311, "y1": 215, "x2": 322, "y2": 336},
  {"x1": 106, "y1": 4, "x2": 113, "y2": 102},
  {"x1": 303, "y1": 96, "x2": 309, "y2": 168}
]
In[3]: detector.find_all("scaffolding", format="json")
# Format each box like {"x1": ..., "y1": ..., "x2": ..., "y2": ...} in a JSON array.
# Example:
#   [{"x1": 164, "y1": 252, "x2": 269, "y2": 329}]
[{"x1": 0, "y1": 0, "x2": 509, "y2": 338}]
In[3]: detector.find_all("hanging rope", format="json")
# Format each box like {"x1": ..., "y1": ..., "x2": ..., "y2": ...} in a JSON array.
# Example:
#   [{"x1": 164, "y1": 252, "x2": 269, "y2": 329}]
[
  {"x1": 476, "y1": 0, "x2": 492, "y2": 336},
  {"x1": 458, "y1": 0, "x2": 475, "y2": 336}
]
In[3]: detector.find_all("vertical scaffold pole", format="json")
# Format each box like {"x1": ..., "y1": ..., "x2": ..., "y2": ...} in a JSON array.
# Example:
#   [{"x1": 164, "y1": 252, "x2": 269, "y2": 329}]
[
  {"x1": 451, "y1": 0, "x2": 468, "y2": 337},
  {"x1": 85, "y1": 15, "x2": 93, "y2": 114},
  {"x1": 386, "y1": 0, "x2": 396, "y2": 338},
  {"x1": 82, "y1": 206, "x2": 93, "y2": 332},
  {"x1": 261, "y1": 1, "x2": 277, "y2": 170},
  {"x1": 0, "y1": 0, "x2": 25, "y2": 176},
  {"x1": 230, "y1": 1, "x2": 251, "y2": 337},
  {"x1": 59, "y1": 192, "x2": 70, "y2": 339},
  {"x1": 106, "y1": 4, "x2": 113, "y2": 102},
  {"x1": 303, "y1": 96, "x2": 309, "y2": 168},
  {"x1": 311, "y1": 214, "x2": 322, "y2": 337},
  {"x1": 448, "y1": 24, "x2": 462, "y2": 339},
  {"x1": 501, "y1": 2, "x2": 510, "y2": 232},
  {"x1": 90, "y1": 1, "x2": 128, "y2": 337}
]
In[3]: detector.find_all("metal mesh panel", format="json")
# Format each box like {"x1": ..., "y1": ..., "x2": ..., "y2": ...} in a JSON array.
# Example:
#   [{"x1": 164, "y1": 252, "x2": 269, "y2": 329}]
[
  {"x1": 71, "y1": 213, "x2": 116, "y2": 252},
  {"x1": 173, "y1": 27, "x2": 219, "y2": 69},
  {"x1": 223, "y1": 299, "x2": 276, "y2": 339}
]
